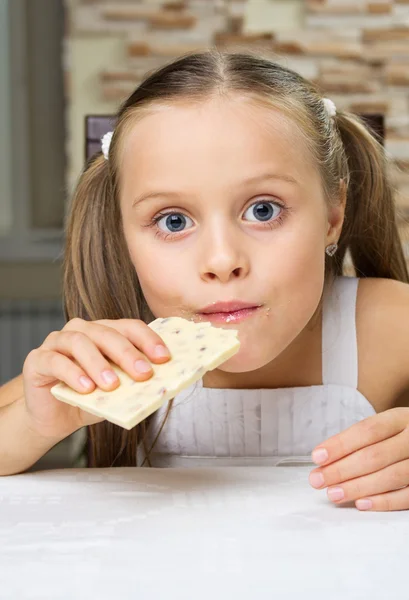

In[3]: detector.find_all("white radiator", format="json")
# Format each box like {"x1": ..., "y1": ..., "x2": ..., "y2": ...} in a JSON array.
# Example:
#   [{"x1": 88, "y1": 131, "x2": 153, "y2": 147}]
[{"x1": 0, "y1": 299, "x2": 65, "y2": 385}]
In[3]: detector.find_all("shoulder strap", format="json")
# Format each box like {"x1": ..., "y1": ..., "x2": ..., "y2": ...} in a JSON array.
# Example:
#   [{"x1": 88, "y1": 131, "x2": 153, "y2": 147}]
[{"x1": 322, "y1": 276, "x2": 359, "y2": 388}]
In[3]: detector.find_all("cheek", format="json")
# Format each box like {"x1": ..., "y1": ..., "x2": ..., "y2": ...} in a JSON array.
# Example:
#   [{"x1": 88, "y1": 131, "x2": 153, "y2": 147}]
[
  {"x1": 255, "y1": 210, "x2": 326, "y2": 300},
  {"x1": 222, "y1": 273, "x2": 324, "y2": 373},
  {"x1": 267, "y1": 215, "x2": 327, "y2": 320},
  {"x1": 126, "y1": 234, "x2": 189, "y2": 316},
  {"x1": 281, "y1": 234, "x2": 326, "y2": 300},
  {"x1": 221, "y1": 220, "x2": 327, "y2": 372}
]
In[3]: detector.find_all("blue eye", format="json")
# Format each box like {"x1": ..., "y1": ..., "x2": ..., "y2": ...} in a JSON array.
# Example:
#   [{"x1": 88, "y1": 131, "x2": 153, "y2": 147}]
[
  {"x1": 243, "y1": 201, "x2": 281, "y2": 222},
  {"x1": 157, "y1": 213, "x2": 194, "y2": 233},
  {"x1": 153, "y1": 201, "x2": 283, "y2": 237}
]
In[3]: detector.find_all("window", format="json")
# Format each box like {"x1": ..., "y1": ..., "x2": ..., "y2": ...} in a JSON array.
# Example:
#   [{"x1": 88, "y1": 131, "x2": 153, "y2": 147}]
[{"x1": 0, "y1": 0, "x2": 66, "y2": 262}]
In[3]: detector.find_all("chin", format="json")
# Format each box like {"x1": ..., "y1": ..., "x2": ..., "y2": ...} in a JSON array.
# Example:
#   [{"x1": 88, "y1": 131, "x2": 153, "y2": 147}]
[{"x1": 217, "y1": 345, "x2": 272, "y2": 374}]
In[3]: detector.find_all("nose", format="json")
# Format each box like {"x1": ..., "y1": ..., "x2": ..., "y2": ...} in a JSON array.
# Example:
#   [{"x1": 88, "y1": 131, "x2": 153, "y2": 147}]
[{"x1": 199, "y1": 223, "x2": 250, "y2": 284}]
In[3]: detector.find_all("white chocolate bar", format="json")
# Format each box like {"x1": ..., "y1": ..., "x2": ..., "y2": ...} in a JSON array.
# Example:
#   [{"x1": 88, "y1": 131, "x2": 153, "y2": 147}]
[{"x1": 50, "y1": 317, "x2": 240, "y2": 430}]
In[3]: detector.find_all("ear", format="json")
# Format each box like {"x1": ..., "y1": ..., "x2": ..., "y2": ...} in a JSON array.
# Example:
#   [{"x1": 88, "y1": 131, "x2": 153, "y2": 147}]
[{"x1": 326, "y1": 178, "x2": 346, "y2": 244}]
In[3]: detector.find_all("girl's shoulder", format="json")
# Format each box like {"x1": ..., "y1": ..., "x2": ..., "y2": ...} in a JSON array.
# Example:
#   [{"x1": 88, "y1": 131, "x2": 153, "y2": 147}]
[{"x1": 356, "y1": 277, "x2": 409, "y2": 412}]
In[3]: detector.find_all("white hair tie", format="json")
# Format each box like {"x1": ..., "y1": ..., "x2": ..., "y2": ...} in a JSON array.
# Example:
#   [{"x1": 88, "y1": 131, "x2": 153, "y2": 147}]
[
  {"x1": 101, "y1": 131, "x2": 113, "y2": 160},
  {"x1": 323, "y1": 97, "x2": 336, "y2": 118}
]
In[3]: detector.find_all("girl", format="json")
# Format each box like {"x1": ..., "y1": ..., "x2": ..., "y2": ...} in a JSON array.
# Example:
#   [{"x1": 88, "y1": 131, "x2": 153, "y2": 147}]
[{"x1": 1, "y1": 50, "x2": 409, "y2": 512}]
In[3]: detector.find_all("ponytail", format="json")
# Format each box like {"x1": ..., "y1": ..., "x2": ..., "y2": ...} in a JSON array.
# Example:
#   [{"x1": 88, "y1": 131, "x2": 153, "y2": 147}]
[
  {"x1": 63, "y1": 153, "x2": 154, "y2": 468},
  {"x1": 335, "y1": 113, "x2": 408, "y2": 283},
  {"x1": 63, "y1": 153, "x2": 147, "y2": 322}
]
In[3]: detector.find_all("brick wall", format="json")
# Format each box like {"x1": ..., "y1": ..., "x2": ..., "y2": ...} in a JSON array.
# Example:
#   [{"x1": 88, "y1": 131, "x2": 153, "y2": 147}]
[{"x1": 65, "y1": 0, "x2": 409, "y2": 254}]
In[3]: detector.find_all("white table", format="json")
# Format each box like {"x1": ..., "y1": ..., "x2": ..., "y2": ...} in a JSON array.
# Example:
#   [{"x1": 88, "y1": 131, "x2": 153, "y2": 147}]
[{"x1": 0, "y1": 466, "x2": 407, "y2": 599}]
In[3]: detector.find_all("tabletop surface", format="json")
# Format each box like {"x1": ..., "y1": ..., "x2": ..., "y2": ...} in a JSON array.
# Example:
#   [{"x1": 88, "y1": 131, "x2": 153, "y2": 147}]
[{"x1": 0, "y1": 465, "x2": 407, "y2": 600}]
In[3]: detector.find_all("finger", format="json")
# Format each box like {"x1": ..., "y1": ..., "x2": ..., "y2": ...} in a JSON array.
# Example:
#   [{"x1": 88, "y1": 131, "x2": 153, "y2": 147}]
[
  {"x1": 76, "y1": 318, "x2": 171, "y2": 363},
  {"x1": 43, "y1": 328, "x2": 155, "y2": 388},
  {"x1": 311, "y1": 408, "x2": 409, "y2": 466},
  {"x1": 97, "y1": 319, "x2": 172, "y2": 361},
  {"x1": 309, "y1": 427, "x2": 409, "y2": 489},
  {"x1": 355, "y1": 486, "x2": 409, "y2": 512},
  {"x1": 42, "y1": 330, "x2": 123, "y2": 390},
  {"x1": 25, "y1": 349, "x2": 96, "y2": 393},
  {"x1": 324, "y1": 458, "x2": 409, "y2": 504}
]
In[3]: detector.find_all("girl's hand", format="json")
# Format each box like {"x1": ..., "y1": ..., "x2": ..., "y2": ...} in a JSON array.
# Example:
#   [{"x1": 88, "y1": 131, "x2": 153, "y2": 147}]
[
  {"x1": 22, "y1": 318, "x2": 171, "y2": 439},
  {"x1": 308, "y1": 408, "x2": 409, "y2": 511}
]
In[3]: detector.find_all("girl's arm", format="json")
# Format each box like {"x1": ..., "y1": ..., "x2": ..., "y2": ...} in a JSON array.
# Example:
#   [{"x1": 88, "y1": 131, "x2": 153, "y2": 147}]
[
  {"x1": 356, "y1": 277, "x2": 409, "y2": 413},
  {"x1": 394, "y1": 387, "x2": 409, "y2": 409},
  {"x1": 0, "y1": 374, "x2": 24, "y2": 408},
  {"x1": 309, "y1": 278, "x2": 409, "y2": 511},
  {"x1": 0, "y1": 391, "x2": 70, "y2": 477}
]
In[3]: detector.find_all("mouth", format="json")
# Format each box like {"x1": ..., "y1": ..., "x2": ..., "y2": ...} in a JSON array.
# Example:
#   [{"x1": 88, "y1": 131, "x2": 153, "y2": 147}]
[{"x1": 197, "y1": 301, "x2": 262, "y2": 324}]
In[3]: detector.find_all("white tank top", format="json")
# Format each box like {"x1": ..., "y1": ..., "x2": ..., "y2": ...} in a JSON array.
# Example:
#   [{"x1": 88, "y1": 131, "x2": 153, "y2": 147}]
[{"x1": 141, "y1": 277, "x2": 376, "y2": 467}]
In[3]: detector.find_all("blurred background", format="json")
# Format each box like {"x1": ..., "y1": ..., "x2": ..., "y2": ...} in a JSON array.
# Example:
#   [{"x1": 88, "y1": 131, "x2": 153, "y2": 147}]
[{"x1": 1, "y1": 0, "x2": 409, "y2": 467}]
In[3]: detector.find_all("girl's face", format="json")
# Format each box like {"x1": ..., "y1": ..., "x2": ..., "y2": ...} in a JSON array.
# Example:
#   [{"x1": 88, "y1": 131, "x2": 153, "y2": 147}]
[{"x1": 119, "y1": 97, "x2": 344, "y2": 378}]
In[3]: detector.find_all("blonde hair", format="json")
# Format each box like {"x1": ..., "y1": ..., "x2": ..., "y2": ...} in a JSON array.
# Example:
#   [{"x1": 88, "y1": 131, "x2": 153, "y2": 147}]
[{"x1": 63, "y1": 50, "x2": 408, "y2": 467}]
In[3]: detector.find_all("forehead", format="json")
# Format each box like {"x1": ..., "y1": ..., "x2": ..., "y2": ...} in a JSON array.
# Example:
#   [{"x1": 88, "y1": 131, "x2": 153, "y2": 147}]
[{"x1": 119, "y1": 97, "x2": 317, "y2": 190}]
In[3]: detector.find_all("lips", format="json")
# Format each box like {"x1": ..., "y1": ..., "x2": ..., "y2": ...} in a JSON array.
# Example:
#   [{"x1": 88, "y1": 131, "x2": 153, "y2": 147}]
[
  {"x1": 197, "y1": 301, "x2": 262, "y2": 324},
  {"x1": 199, "y1": 301, "x2": 259, "y2": 314}
]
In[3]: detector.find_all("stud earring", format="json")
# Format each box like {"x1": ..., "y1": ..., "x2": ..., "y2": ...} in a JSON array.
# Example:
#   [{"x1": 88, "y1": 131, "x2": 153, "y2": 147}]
[{"x1": 325, "y1": 243, "x2": 338, "y2": 257}]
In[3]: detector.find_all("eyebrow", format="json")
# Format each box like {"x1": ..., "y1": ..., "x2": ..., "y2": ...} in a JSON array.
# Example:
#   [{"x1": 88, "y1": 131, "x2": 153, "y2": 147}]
[
  {"x1": 241, "y1": 172, "x2": 299, "y2": 186},
  {"x1": 132, "y1": 172, "x2": 298, "y2": 208}
]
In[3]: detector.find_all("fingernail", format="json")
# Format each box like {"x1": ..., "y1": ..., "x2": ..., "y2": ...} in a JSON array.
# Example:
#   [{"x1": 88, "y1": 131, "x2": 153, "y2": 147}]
[
  {"x1": 309, "y1": 472, "x2": 325, "y2": 488},
  {"x1": 356, "y1": 499, "x2": 372, "y2": 511},
  {"x1": 154, "y1": 345, "x2": 170, "y2": 359},
  {"x1": 328, "y1": 487, "x2": 344, "y2": 502},
  {"x1": 134, "y1": 360, "x2": 152, "y2": 374},
  {"x1": 312, "y1": 448, "x2": 328, "y2": 464},
  {"x1": 101, "y1": 370, "x2": 118, "y2": 385},
  {"x1": 79, "y1": 375, "x2": 94, "y2": 389}
]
